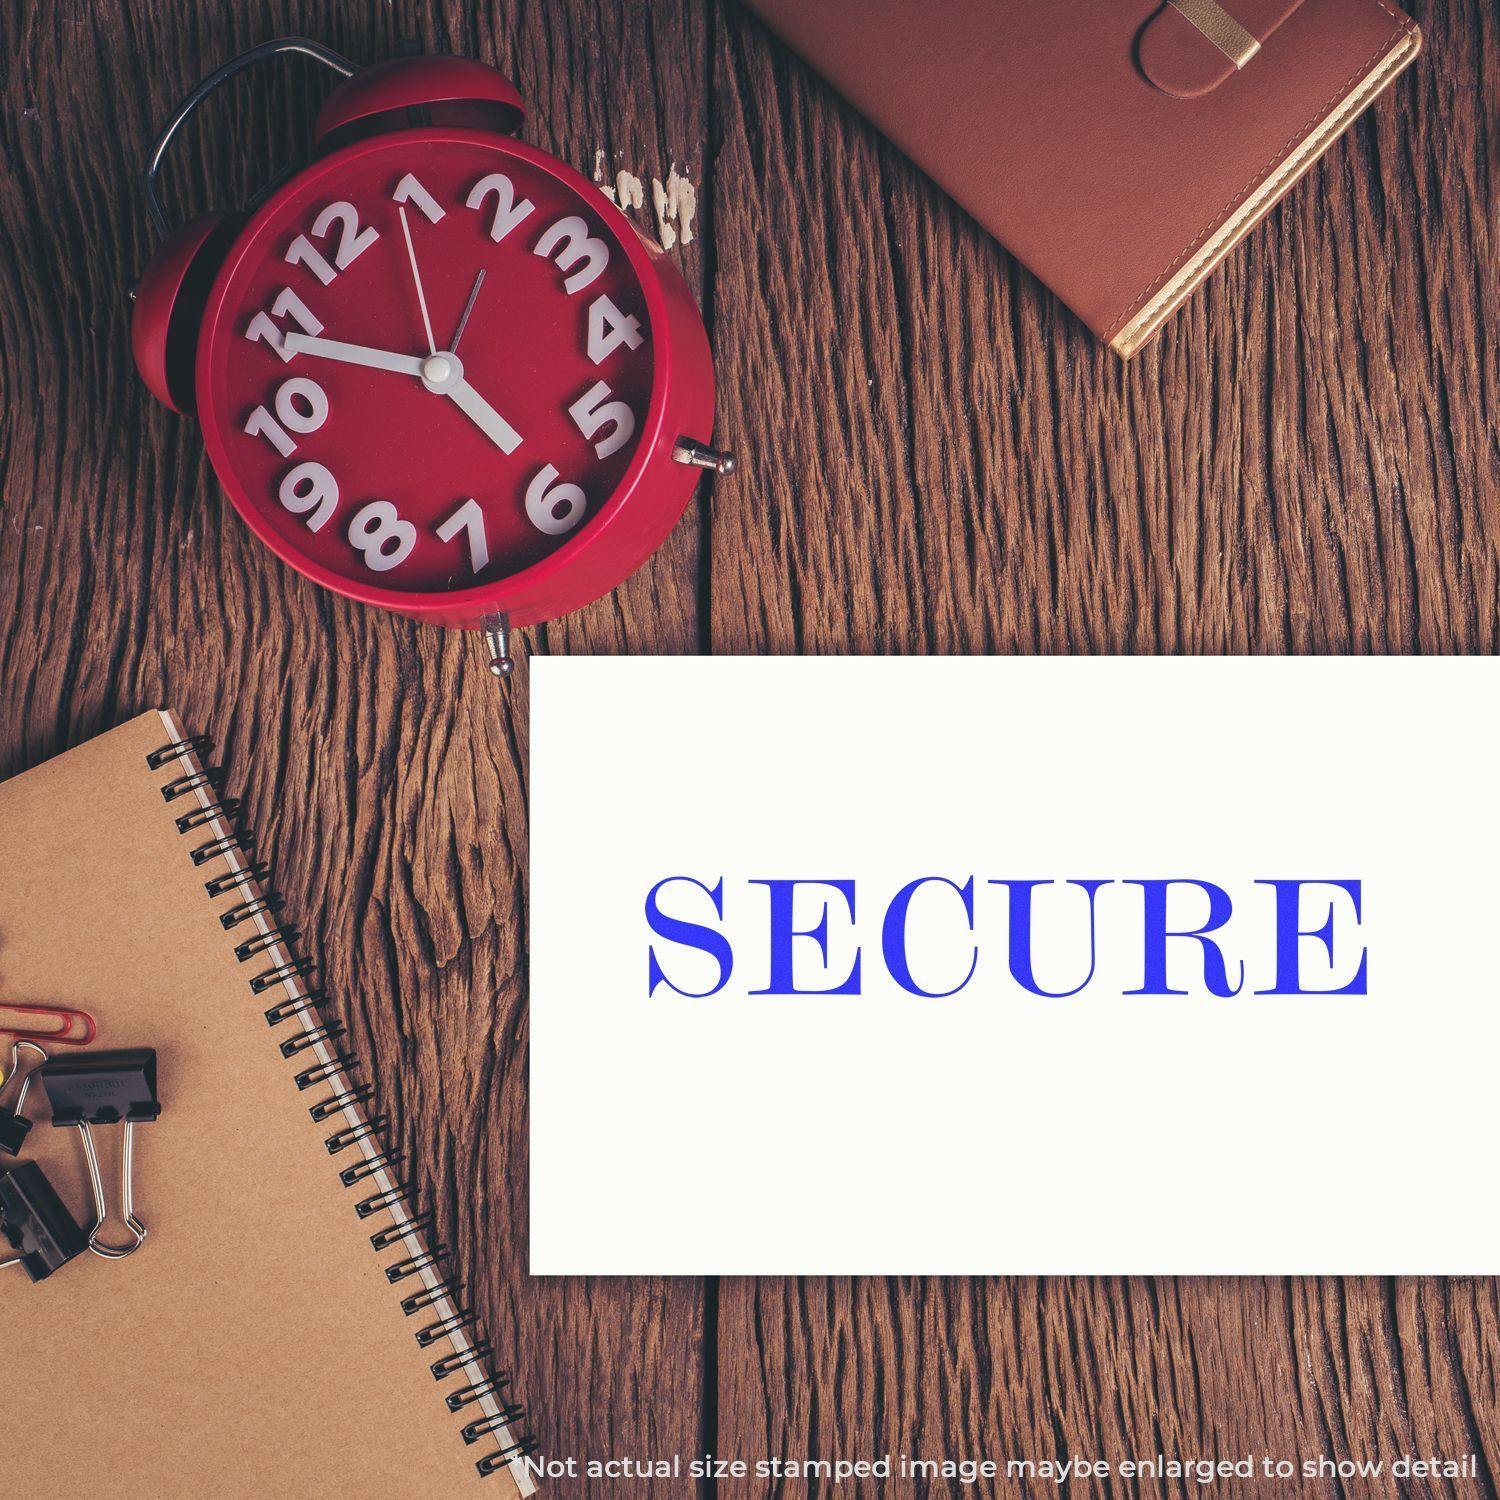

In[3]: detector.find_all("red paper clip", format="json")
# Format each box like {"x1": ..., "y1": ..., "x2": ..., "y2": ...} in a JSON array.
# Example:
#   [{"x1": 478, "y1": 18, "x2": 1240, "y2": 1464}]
[{"x1": 0, "y1": 1002, "x2": 97, "y2": 1047}]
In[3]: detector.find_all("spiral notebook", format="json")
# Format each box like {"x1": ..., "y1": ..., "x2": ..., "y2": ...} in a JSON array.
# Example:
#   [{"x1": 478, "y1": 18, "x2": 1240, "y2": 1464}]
[{"x1": 0, "y1": 711, "x2": 536, "y2": 1498}]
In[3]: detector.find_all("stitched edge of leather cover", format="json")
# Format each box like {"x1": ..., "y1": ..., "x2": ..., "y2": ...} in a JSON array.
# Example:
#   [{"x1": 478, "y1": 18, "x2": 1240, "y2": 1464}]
[{"x1": 1109, "y1": 16, "x2": 1420, "y2": 356}]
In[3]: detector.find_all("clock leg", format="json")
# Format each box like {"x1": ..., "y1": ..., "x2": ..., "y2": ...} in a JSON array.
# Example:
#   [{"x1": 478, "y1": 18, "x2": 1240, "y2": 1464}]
[{"x1": 482, "y1": 611, "x2": 515, "y2": 681}]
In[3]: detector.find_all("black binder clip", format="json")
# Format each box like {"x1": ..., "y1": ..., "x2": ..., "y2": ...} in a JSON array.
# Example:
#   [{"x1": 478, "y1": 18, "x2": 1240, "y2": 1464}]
[
  {"x1": 40, "y1": 1048, "x2": 161, "y2": 1260},
  {"x1": 0, "y1": 1041, "x2": 48, "y2": 1155},
  {"x1": 0, "y1": 1162, "x2": 88, "y2": 1281}
]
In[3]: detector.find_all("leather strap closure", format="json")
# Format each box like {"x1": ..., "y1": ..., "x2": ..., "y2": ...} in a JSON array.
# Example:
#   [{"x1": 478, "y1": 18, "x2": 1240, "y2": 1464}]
[
  {"x1": 1138, "y1": 0, "x2": 1306, "y2": 98},
  {"x1": 1168, "y1": 0, "x2": 1260, "y2": 66}
]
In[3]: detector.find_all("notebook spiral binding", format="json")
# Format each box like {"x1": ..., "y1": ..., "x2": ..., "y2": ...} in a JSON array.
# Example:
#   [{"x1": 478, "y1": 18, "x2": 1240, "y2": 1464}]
[{"x1": 146, "y1": 733, "x2": 538, "y2": 1483}]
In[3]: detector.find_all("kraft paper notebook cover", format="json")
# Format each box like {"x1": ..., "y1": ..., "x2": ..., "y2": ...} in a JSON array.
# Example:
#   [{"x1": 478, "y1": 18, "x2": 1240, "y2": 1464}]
[
  {"x1": 742, "y1": 0, "x2": 1420, "y2": 355},
  {"x1": 0, "y1": 712, "x2": 534, "y2": 1498}
]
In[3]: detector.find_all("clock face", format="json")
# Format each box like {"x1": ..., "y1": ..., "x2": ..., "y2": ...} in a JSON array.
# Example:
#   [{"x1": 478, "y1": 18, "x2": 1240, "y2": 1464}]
[{"x1": 197, "y1": 131, "x2": 659, "y2": 606}]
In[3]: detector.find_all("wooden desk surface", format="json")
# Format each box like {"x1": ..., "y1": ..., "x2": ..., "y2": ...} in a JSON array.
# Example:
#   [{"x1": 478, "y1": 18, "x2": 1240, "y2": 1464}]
[{"x1": 2, "y1": 1, "x2": 1496, "y2": 1490}]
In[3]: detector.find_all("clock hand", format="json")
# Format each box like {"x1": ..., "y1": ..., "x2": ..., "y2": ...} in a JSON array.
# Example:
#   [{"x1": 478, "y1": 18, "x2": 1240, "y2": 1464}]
[
  {"x1": 397, "y1": 203, "x2": 438, "y2": 356},
  {"x1": 283, "y1": 331, "x2": 521, "y2": 455},
  {"x1": 282, "y1": 334, "x2": 425, "y2": 376},
  {"x1": 442, "y1": 372, "x2": 523, "y2": 455},
  {"x1": 449, "y1": 269, "x2": 485, "y2": 356}
]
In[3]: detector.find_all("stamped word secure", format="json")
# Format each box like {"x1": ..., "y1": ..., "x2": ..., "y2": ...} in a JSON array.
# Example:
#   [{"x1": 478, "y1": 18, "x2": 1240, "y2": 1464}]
[{"x1": 132, "y1": 39, "x2": 732, "y2": 675}]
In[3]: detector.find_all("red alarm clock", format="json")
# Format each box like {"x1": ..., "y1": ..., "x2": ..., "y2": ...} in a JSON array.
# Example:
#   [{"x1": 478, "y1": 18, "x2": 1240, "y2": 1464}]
[{"x1": 132, "y1": 39, "x2": 732, "y2": 674}]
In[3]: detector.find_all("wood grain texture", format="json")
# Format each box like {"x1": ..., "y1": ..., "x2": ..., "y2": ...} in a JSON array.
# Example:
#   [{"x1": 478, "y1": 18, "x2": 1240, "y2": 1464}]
[
  {"x1": 709, "y1": 1, "x2": 1499, "y2": 659},
  {"x1": 709, "y1": 0, "x2": 1500, "y2": 1494},
  {"x1": 0, "y1": 0, "x2": 711, "y2": 1482},
  {"x1": 0, "y1": 0, "x2": 1496, "y2": 1495}
]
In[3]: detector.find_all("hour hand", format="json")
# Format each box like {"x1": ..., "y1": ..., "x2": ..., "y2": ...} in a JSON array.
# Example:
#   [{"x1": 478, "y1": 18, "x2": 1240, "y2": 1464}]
[
  {"x1": 282, "y1": 334, "x2": 426, "y2": 376},
  {"x1": 444, "y1": 376, "x2": 523, "y2": 455},
  {"x1": 416, "y1": 350, "x2": 523, "y2": 455}
]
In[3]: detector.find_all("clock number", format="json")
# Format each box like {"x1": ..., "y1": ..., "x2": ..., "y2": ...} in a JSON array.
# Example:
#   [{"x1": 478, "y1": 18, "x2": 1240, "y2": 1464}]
[
  {"x1": 244, "y1": 287, "x2": 324, "y2": 362},
  {"x1": 243, "y1": 376, "x2": 328, "y2": 458},
  {"x1": 275, "y1": 377, "x2": 329, "y2": 431},
  {"x1": 534, "y1": 215, "x2": 609, "y2": 294},
  {"x1": 244, "y1": 407, "x2": 296, "y2": 460},
  {"x1": 568, "y1": 380, "x2": 636, "y2": 460},
  {"x1": 285, "y1": 200, "x2": 380, "y2": 284},
  {"x1": 586, "y1": 294, "x2": 644, "y2": 365},
  {"x1": 392, "y1": 172, "x2": 445, "y2": 224},
  {"x1": 278, "y1": 461, "x2": 340, "y2": 532},
  {"x1": 525, "y1": 464, "x2": 588, "y2": 537},
  {"x1": 284, "y1": 236, "x2": 336, "y2": 286},
  {"x1": 465, "y1": 173, "x2": 535, "y2": 244},
  {"x1": 436, "y1": 497, "x2": 490, "y2": 573},
  {"x1": 348, "y1": 500, "x2": 417, "y2": 573}
]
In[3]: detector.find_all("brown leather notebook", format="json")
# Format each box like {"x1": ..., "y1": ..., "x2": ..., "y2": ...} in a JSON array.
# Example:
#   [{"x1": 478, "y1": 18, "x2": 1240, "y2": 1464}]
[
  {"x1": 0, "y1": 713, "x2": 535, "y2": 1498},
  {"x1": 742, "y1": 0, "x2": 1420, "y2": 355}
]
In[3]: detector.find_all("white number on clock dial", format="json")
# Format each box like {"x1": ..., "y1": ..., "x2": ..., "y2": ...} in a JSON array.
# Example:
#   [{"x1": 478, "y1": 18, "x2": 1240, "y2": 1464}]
[
  {"x1": 284, "y1": 201, "x2": 381, "y2": 285},
  {"x1": 348, "y1": 500, "x2": 417, "y2": 572},
  {"x1": 244, "y1": 375, "x2": 329, "y2": 459},
  {"x1": 587, "y1": 295, "x2": 643, "y2": 365},
  {"x1": 466, "y1": 173, "x2": 535, "y2": 243},
  {"x1": 244, "y1": 288, "x2": 323, "y2": 362},
  {"x1": 278, "y1": 461, "x2": 340, "y2": 531},
  {"x1": 568, "y1": 380, "x2": 636, "y2": 459},
  {"x1": 525, "y1": 465, "x2": 588, "y2": 536},
  {"x1": 392, "y1": 172, "x2": 445, "y2": 223},
  {"x1": 535, "y1": 216, "x2": 608, "y2": 294},
  {"x1": 436, "y1": 498, "x2": 490, "y2": 573}
]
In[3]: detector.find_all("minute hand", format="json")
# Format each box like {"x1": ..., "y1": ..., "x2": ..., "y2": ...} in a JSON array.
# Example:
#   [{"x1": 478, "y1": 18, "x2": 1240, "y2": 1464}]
[{"x1": 283, "y1": 334, "x2": 425, "y2": 376}]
